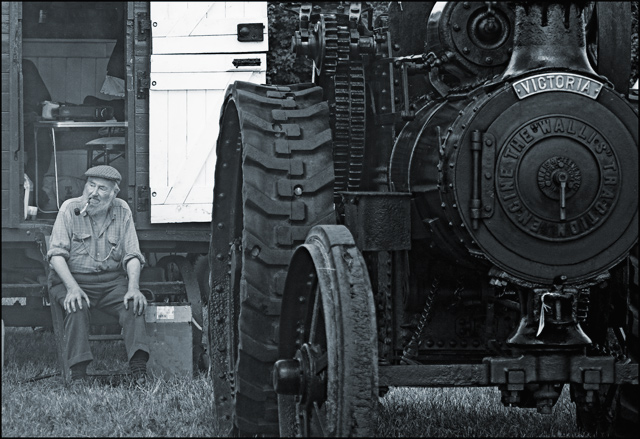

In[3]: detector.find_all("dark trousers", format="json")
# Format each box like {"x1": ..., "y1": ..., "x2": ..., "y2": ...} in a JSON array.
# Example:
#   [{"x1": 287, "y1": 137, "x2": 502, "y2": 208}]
[{"x1": 49, "y1": 271, "x2": 149, "y2": 368}]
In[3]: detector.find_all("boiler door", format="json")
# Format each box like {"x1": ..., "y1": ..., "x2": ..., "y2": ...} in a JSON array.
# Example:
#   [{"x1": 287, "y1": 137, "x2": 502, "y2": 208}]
[{"x1": 451, "y1": 73, "x2": 638, "y2": 284}]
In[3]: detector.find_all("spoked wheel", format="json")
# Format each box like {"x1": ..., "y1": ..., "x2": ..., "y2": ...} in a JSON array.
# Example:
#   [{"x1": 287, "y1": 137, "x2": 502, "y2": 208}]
[
  {"x1": 208, "y1": 82, "x2": 336, "y2": 435},
  {"x1": 274, "y1": 225, "x2": 378, "y2": 437}
]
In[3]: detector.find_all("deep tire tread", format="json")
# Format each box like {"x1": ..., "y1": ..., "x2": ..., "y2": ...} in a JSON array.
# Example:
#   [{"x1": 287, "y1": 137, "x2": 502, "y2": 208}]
[{"x1": 216, "y1": 81, "x2": 335, "y2": 435}]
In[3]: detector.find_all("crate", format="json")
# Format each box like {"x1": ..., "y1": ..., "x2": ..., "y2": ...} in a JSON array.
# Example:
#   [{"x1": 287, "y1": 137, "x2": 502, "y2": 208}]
[{"x1": 144, "y1": 303, "x2": 193, "y2": 379}]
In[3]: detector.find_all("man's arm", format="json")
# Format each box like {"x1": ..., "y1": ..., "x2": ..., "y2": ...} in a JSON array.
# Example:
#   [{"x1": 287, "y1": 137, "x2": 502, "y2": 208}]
[
  {"x1": 123, "y1": 257, "x2": 146, "y2": 315},
  {"x1": 49, "y1": 255, "x2": 90, "y2": 313}
]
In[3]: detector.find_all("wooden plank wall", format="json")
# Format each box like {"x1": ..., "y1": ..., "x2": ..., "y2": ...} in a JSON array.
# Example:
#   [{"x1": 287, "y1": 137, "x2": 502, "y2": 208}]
[
  {"x1": 23, "y1": 39, "x2": 117, "y2": 104},
  {"x1": 2, "y1": 3, "x2": 20, "y2": 227},
  {"x1": 130, "y1": 1, "x2": 151, "y2": 228}
]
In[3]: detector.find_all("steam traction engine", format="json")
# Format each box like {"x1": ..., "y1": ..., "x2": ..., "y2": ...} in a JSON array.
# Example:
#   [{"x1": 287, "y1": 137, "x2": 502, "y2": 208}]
[{"x1": 208, "y1": 1, "x2": 638, "y2": 436}]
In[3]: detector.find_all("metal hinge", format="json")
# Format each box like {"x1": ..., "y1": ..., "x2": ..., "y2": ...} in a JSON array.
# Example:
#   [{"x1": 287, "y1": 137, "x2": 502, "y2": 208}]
[
  {"x1": 232, "y1": 58, "x2": 262, "y2": 68},
  {"x1": 137, "y1": 12, "x2": 151, "y2": 41},
  {"x1": 137, "y1": 71, "x2": 150, "y2": 100}
]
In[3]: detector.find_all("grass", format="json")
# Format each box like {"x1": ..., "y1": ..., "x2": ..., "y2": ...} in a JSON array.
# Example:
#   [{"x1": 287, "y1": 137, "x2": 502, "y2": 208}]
[
  {"x1": 2, "y1": 326, "x2": 589, "y2": 437},
  {"x1": 375, "y1": 387, "x2": 588, "y2": 437}
]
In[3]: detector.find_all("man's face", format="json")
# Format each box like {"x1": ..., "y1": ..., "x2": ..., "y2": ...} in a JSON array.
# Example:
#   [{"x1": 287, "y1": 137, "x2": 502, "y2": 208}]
[{"x1": 83, "y1": 177, "x2": 117, "y2": 215}]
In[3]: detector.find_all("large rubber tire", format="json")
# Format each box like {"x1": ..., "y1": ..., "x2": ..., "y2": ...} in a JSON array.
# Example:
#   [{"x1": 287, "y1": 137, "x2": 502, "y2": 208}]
[{"x1": 208, "y1": 81, "x2": 335, "y2": 435}]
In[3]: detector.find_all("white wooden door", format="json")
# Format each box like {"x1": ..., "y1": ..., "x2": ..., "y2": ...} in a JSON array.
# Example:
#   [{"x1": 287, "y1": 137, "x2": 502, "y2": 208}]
[{"x1": 149, "y1": 2, "x2": 267, "y2": 223}]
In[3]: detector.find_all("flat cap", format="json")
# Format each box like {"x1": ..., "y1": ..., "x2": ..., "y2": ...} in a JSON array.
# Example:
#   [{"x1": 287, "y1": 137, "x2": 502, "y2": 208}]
[{"x1": 84, "y1": 165, "x2": 121, "y2": 184}]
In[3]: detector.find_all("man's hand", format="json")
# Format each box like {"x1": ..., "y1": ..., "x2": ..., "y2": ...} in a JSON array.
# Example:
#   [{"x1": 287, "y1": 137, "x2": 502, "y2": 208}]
[
  {"x1": 64, "y1": 286, "x2": 90, "y2": 313},
  {"x1": 124, "y1": 288, "x2": 147, "y2": 316}
]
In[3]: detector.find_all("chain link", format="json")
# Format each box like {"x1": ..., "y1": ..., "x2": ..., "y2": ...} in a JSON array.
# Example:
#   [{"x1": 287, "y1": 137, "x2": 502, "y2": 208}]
[{"x1": 401, "y1": 276, "x2": 439, "y2": 364}]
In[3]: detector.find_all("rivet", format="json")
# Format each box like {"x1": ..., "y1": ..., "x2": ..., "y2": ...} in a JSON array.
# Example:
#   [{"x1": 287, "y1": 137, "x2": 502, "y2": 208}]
[
  {"x1": 251, "y1": 246, "x2": 261, "y2": 257},
  {"x1": 485, "y1": 172, "x2": 492, "y2": 179},
  {"x1": 463, "y1": 47, "x2": 470, "y2": 54},
  {"x1": 452, "y1": 204, "x2": 457, "y2": 208},
  {"x1": 472, "y1": 340, "x2": 480, "y2": 347},
  {"x1": 294, "y1": 185, "x2": 303, "y2": 196},
  {"x1": 426, "y1": 339, "x2": 434, "y2": 347},
  {"x1": 217, "y1": 223, "x2": 224, "y2": 229},
  {"x1": 484, "y1": 206, "x2": 492, "y2": 212},
  {"x1": 216, "y1": 253, "x2": 224, "y2": 260},
  {"x1": 463, "y1": 2, "x2": 470, "y2": 9},
  {"x1": 449, "y1": 162, "x2": 454, "y2": 168},
  {"x1": 485, "y1": 139, "x2": 493, "y2": 146},
  {"x1": 453, "y1": 24, "x2": 460, "y2": 31},
  {"x1": 219, "y1": 193, "x2": 225, "y2": 199},
  {"x1": 449, "y1": 340, "x2": 457, "y2": 347},
  {"x1": 485, "y1": 57, "x2": 493, "y2": 64},
  {"x1": 215, "y1": 285, "x2": 223, "y2": 292},
  {"x1": 299, "y1": 296, "x2": 306, "y2": 303},
  {"x1": 437, "y1": 340, "x2": 444, "y2": 347},
  {"x1": 441, "y1": 202, "x2": 446, "y2": 208}
]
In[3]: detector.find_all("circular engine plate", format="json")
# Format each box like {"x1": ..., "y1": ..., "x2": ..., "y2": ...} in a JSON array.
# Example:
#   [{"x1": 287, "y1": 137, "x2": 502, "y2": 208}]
[
  {"x1": 495, "y1": 115, "x2": 621, "y2": 241},
  {"x1": 452, "y1": 75, "x2": 638, "y2": 283},
  {"x1": 401, "y1": 71, "x2": 638, "y2": 285}
]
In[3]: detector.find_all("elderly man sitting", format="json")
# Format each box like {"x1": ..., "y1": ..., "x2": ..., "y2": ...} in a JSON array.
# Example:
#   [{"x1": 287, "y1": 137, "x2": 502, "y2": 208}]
[{"x1": 47, "y1": 165, "x2": 150, "y2": 383}]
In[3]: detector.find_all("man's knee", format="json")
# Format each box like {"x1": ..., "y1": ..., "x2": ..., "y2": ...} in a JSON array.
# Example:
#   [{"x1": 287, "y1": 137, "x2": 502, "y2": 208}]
[
  {"x1": 119, "y1": 307, "x2": 146, "y2": 326},
  {"x1": 64, "y1": 306, "x2": 90, "y2": 327}
]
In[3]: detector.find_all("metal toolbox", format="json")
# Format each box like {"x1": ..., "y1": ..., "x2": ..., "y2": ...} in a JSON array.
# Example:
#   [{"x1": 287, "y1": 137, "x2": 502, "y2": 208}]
[{"x1": 144, "y1": 303, "x2": 193, "y2": 379}]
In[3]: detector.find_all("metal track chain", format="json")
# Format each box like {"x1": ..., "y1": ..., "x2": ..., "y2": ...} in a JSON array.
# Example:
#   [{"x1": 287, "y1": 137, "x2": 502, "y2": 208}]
[
  {"x1": 317, "y1": 8, "x2": 366, "y2": 193},
  {"x1": 333, "y1": 61, "x2": 366, "y2": 192}
]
